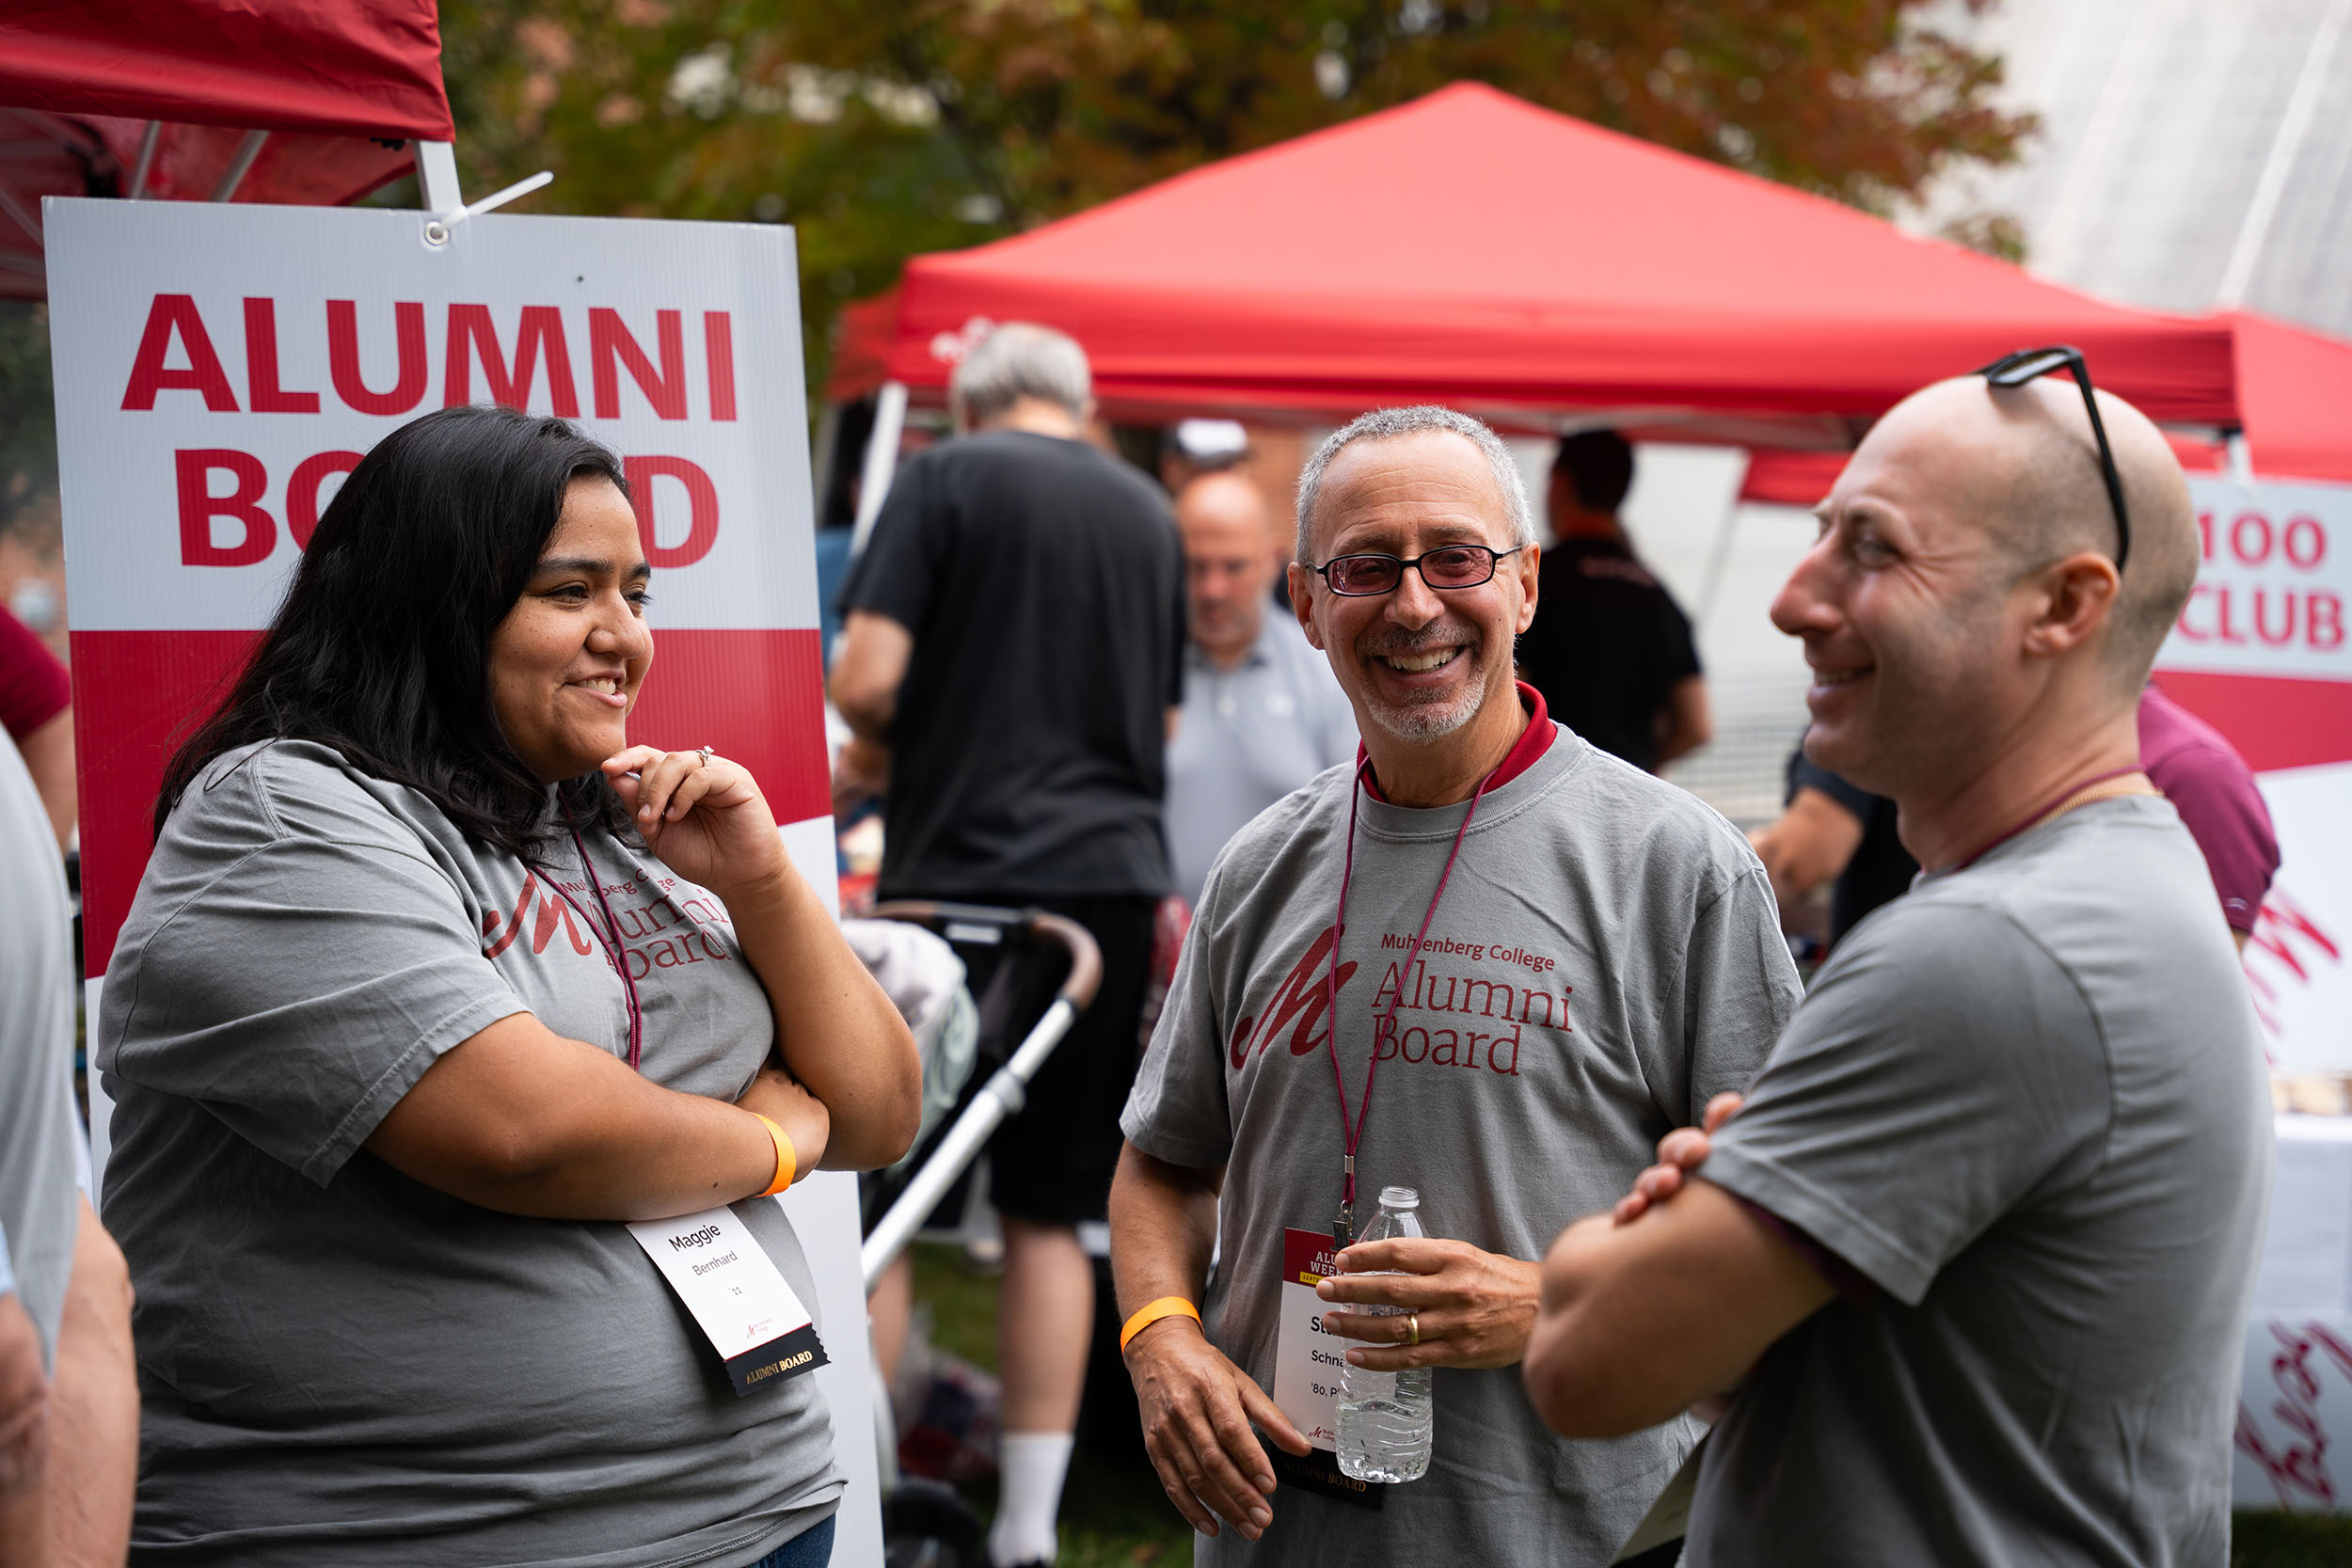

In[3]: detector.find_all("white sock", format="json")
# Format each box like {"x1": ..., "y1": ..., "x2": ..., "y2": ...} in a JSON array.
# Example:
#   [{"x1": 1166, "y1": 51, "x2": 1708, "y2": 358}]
[{"x1": 989, "y1": 1430, "x2": 1076, "y2": 1566}]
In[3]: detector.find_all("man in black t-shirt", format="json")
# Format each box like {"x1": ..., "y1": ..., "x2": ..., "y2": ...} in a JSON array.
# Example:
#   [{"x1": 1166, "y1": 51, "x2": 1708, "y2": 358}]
[
  {"x1": 1514, "y1": 431, "x2": 1709, "y2": 772},
  {"x1": 831, "y1": 322, "x2": 1183, "y2": 1568},
  {"x1": 1750, "y1": 747, "x2": 1917, "y2": 952}
]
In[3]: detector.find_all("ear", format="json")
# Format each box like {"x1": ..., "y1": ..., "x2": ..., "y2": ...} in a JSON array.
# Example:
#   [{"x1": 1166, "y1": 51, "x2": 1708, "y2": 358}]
[
  {"x1": 2021, "y1": 551, "x2": 2121, "y2": 659},
  {"x1": 1289, "y1": 562, "x2": 1326, "y2": 651},
  {"x1": 1513, "y1": 542, "x2": 1542, "y2": 635}
]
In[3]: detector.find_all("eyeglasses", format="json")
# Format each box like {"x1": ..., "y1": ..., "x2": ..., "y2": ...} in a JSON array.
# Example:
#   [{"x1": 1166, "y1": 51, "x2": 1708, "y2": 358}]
[
  {"x1": 1974, "y1": 345, "x2": 2132, "y2": 574},
  {"x1": 1310, "y1": 544, "x2": 1524, "y2": 597}
]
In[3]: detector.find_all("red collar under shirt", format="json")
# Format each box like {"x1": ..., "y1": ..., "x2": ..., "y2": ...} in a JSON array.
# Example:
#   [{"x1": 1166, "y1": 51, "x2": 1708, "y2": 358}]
[{"x1": 1355, "y1": 680, "x2": 1555, "y2": 804}]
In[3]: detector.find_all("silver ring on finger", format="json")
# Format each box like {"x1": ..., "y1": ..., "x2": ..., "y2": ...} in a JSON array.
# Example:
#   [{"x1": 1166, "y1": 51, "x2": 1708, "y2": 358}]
[
  {"x1": 695, "y1": 746, "x2": 715, "y2": 767},
  {"x1": 1405, "y1": 1313, "x2": 1420, "y2": 1346}
]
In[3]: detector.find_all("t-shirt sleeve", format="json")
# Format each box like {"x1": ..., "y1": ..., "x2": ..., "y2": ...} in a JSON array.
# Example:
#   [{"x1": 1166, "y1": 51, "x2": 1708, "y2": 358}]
[
  {"x1": 2153, "y1": 743, "x2": 2280, "y2": 932},
  {"x1": 1699, "y1": 898, "x2": 2110, "y2": 1306},
  {"x1": 1121, "y1": 855, "x2": 1237, "y2": 1170},
  {"x1": 103, "y1": 767, "x2": 531, "y2": 1188},
  {"x1": 1665, "y1": 864, "x2": 1802, "y2": 1122},
  {"x1": 1656, "y1": 587, "x2": 1702, "y2": 682},
  {"x1": 837, "y1": 453, "x2": 941, "y2": 636},
  {"x1": 0, "y1": 607, "x2": 70, "y2": 741}
]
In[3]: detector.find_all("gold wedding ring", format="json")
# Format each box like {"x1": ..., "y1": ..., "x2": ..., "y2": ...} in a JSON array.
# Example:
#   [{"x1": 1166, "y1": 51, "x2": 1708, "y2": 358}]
[{"x1": 1405, "y1": 1313, "x2": 1420, "y2": 1346}]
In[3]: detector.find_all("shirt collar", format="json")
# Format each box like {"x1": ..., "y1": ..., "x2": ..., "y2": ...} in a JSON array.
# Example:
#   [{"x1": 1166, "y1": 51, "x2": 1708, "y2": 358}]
[
  {"x1": 1187, "y1": 615, "x2": 1279, "y2": 673},
  {"x1": 1355, "y1": 680, "x2": 1554, "y2": 804}
]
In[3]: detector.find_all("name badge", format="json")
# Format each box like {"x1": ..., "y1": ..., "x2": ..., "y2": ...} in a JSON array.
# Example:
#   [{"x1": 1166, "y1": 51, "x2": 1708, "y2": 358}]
[
  {"x1": 628, "y1": 1204, "x2": 828, "y2": 1397},
  {"x1": 1270, "y1": 1227, "x2": 1382, "y2": 1508}
]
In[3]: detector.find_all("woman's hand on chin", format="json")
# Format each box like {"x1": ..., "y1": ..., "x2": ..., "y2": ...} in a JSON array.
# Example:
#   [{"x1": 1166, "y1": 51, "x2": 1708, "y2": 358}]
[{"x1": 600, "y1": 745, "x2": 788, "y2": 897}]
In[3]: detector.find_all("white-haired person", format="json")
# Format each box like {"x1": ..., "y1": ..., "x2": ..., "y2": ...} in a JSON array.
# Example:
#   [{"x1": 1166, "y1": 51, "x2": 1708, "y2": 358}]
[
  {"x1": 1106, "y1": 405, "x2": 1801, "y2": 1565},
  {"x1": 831, "y1": 323, "x2": 1185, "y2": 1568}
]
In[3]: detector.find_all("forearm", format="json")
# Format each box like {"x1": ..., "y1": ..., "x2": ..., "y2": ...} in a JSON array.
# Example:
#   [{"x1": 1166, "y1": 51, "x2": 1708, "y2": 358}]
[
  {"x1": 368, "y1": 1015, "x2": 787, "y2": 1221},
  {"x1": 47, "y1": 1198, "x2": 135, "y2": 1568},
  {"x1": 1110, "y1": 1143, "x2": 1221, "y2": 1323},
  {"x1": 17, "y1": 709, "x2": 74, "y2": 851},
  {"x1": 726, "y1": 867, "x2": 920, "y2": 1170},
  {"x1": 0, "y1": 1293, "x2": 48, "y2": 1568}
]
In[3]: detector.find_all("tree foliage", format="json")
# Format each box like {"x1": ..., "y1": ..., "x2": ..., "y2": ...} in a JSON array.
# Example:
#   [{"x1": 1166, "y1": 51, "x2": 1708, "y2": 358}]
[{"x1": 433, "y1": 0, "x2": 2036, "y2": 398}]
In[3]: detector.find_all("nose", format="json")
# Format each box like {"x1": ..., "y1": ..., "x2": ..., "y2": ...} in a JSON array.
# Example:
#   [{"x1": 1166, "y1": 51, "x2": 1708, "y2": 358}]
[
  {"x1": 1771, "y1": 537, "x2": 1840, "y2": 641},
  {"x1": 587, "y1": 593, "x2": 652, "y2": 662},
  {"x1": 1385, "y1": 559, "x2": 1446, "y2": 629}
]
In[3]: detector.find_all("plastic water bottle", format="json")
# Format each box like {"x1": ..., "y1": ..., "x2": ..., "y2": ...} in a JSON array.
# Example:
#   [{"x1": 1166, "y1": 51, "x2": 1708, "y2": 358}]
[{"x1": 1335, "y1": 1185, "x2": 1433, "y2": 1482}]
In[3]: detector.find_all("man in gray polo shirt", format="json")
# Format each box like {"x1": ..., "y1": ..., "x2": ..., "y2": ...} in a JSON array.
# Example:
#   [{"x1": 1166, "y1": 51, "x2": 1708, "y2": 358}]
[
  {"x1": 1524, "y1": 366, "x2": 2272, "y2": 1566},
  {"x1": 1166, "y1": 470, "x2": 1357, "y2": 905}
]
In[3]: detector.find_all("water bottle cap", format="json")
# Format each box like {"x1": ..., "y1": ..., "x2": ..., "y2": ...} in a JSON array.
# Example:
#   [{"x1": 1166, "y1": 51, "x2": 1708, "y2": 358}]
[{"x1": 1377, "y1": 1185, "x2": 1420, "y2": 1210}]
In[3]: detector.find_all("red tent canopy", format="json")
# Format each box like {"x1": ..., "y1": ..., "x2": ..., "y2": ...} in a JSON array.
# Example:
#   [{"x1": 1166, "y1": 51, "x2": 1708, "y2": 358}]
[
  {"x1": 0, "y1": 0, "x2": 451, "y2": 295},
  {"x1": 844, "y1": 83, "x2": 2239, "y2": 433},
  {"x1": 1740, "y1": 309, "x2": 2352, "y2": 506}
]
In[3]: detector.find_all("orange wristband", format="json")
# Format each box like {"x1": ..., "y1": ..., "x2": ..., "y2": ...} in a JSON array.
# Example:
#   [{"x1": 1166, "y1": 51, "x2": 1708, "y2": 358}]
[
  {"x1": 1120, "y1": 1296, "x2": 1201, "y2": 1352},
  {"x1": 753, "y1": 1114, "x2": 796, "y2": 1197}
]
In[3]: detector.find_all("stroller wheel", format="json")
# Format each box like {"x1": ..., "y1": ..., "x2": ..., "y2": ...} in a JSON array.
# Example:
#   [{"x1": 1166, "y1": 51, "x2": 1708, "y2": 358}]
[{"x1": 883, "y1": 1476, "x2": 984, "y2": 1568}]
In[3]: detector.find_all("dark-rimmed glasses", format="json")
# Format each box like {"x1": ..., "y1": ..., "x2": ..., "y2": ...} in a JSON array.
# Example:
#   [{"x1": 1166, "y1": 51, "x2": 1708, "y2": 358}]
[
  {"x1": 1310, "y1": 544, "x2": 1525, "y2": 597},
  {"x1": 1975, "y1": 344, "x2": 2132, "y2": 574}
]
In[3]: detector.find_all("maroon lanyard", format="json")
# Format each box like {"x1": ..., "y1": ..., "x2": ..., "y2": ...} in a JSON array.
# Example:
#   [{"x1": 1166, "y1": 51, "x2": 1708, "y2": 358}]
[
  {"x1": 1323, "y1": 755, "x2": 1500, "y2": 1246},
  {"x1": 546, "y1": 826, "x2": 646, "y2": 1071},
  {"x1": 1947, "y1": 766, "x2": 2146, "y2": 875}
]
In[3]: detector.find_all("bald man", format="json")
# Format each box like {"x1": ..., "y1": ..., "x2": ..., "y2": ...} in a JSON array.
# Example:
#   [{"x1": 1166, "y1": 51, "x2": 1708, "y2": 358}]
[
  {"x1": 1165, "y1": 472, "x2": 1356, "y2": 906},
  {"x1": 1523, "y1": 368, "x2": 2271, "y2": 1566}
]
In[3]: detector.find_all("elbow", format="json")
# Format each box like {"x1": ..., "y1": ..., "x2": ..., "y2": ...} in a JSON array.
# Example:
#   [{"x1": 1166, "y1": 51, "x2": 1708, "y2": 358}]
[
  {"x1": 878, "y1": 1029, "x2": 924, "y2": 1165},
  {"x1": 828, "y1": 676, "x2": 891, "y2": 738},
  {"x1": 1523, "y1": 1307, "x2": 1678, "y2": 1440},
  {"x1": 0, "y1": 1307, "x2": 50, "y2": 1499}
]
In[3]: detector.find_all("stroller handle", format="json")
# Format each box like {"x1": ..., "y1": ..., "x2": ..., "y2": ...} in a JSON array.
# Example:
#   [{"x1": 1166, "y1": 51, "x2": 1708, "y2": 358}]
[{"x1": 866, "y1": 901, "x2": 1103, "y2": 1012}]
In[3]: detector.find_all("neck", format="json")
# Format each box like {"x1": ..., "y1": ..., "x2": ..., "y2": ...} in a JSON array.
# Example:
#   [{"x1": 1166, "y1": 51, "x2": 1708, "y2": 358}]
[
  {"x1": 1897, "y1": 701, "x2": 2149, "y2": 872},
  {"x1": 1553, "y1": 507, "x2": 1624, "y2": 542},
  {"x1": 1363, "y1": 681, "x2": 1529, "y2": 808},
  {"x1": 1200, "y1": 626, "x2": 1258, "y2": 671},
  {"x1": 979, "y1": 399, "x2": 1084, "y2": 440}
]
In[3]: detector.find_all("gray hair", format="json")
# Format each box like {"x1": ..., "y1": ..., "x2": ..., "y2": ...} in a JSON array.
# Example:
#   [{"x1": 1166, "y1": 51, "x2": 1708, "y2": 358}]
[
  {"x1": 1294, "y1": 405, "x2": 1534, "y2": 562},
  {"x1": 949, "y1": 322, "x2": 1091, "y2": 428}
]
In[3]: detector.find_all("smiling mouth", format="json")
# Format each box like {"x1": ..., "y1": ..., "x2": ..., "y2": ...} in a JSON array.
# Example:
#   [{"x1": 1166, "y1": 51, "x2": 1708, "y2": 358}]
[
  {"x1": 1376, "y1": 646, "x2": 1465, "y2": 674},
  {"x1": 573, "y1": 676, "x2": 623, "y2": 695}
]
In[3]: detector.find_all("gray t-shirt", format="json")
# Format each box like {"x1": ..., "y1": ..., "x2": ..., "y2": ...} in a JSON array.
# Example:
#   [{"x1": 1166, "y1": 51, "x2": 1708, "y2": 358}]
[
  {"x1": 1166, "y1": 614, "x2": 1359, "y2": 905},
  {"x1": 0, "y1": 730, "x2": 80, "y2": 1371},
  {"x1": 1123, "y1": 721, "x2": 1801, "y2": 1567},
  {"x1": 99, "y1": 741, "x2": 842, "y2": 1567},
  {"x1": 1692, "y1": 796, "x2": 2273, "y2": 1568}
]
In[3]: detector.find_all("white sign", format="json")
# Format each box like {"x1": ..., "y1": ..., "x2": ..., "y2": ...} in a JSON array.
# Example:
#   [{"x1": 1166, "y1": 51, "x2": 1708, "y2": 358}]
[{"x1": 2161, "y1": 478, "x2": 2352, "y2": 681}]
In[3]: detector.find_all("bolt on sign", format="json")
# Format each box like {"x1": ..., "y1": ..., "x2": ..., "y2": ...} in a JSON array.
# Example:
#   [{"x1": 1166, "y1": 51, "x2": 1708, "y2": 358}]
[{"x1": 45, "y1": 199, "x2": 836, "y2": 980}]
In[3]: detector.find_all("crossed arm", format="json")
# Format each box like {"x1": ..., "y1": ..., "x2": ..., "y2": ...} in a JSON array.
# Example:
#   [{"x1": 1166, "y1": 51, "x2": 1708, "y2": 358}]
[{"x1": 1522, "y1": 1099, "x2": 1834, "y2": 1438}]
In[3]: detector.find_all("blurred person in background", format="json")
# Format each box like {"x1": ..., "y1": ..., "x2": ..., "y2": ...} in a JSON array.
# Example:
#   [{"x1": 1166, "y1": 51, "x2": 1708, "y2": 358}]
[
  {"x1": 1159, "y1": 419, "x2": 1252, "y2": 499},
  {"x1": 831, "y1": 324, "x2": 1184, "y2": 1568},
  {"x1": 1752, "y1": 682, "x2": 2277, "y2": 956},
  {"x1": 0, "y1": 712, "x2": 136, "y2": 1568},
  {"x1": 1112, "y1": 406, "x2": 1797, "y2": 1565},
  {"x1": 1513, "y1": 432, "x2": 1709, "y2": 774},
  {"x1": 100, "y1": 405, "x2": 920, "y2": 1568},
  {"x1": 1528, "y1": 366, "x2": 2269, "y2": 1567},
  {"x1": 1, "y1": 605, "x2": 74, "y2": 850},
  {"x1": 1165, "y1": 469, "x2": 1356, "y2": 908}
]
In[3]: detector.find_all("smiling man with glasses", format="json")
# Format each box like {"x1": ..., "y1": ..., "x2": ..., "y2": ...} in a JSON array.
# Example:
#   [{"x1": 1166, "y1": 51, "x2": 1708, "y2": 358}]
[{"x1": 1107, "y1": 405, "x2": 1800, "y2": 1567}]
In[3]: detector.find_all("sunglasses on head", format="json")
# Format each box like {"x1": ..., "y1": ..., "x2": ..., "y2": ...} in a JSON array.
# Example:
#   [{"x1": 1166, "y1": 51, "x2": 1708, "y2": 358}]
[{"x1": 1974, "y1": 344, "x2": 2132, "y2": 574}]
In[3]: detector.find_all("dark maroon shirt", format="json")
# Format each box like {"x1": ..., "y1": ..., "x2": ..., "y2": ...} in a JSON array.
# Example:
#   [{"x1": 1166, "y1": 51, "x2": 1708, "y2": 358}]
[
  {"x1": 2140, "y1": 683, "x2": 2279, "y2": 933},
  {"x1": 0, "y1": 606, "x2": 68, "y2": 743}
]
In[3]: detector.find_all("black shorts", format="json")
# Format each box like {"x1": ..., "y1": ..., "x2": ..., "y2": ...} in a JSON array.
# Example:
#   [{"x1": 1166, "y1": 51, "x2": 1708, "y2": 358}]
[{"x1": 951, "y1": 894, "x2": 1157, "y2": 1227}]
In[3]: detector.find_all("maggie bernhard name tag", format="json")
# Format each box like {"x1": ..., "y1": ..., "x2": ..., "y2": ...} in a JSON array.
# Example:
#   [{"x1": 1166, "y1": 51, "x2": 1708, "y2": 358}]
[{"x1": 628, "y1": 1205, "x2": 827, "y2": 1397}]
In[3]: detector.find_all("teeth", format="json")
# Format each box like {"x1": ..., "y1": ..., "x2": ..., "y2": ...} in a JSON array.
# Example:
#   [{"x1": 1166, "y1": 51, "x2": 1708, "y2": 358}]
[
  {"x1": 579, "y1": 678, "x2": 620, "y2": 694},
  {"x1": 1812, "y1": 667, "x2": 1867, "y2": 686},
  {"x1": 1381, "y1": 648, "x2": 1460, "y2": 673}
]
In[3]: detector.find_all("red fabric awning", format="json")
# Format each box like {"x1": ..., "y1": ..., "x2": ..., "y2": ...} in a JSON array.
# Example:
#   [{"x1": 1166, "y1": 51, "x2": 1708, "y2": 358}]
[
  {"x1": 857, "y1": 83, "x2": 2238, "y2": 431},
  {"x1": 0, "y1": 0, "x2": 451, "y2": 297},
  {"x1": 0, "y1": 0, "x2": 452, "y2": 141},
  {"x1": 1739, "y1": 309, "x2": 2352, "y2": 504}
]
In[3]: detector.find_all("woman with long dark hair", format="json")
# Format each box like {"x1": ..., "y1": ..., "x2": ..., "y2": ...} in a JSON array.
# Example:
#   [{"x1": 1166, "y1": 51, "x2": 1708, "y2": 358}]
[{"x1": 97, "y1": 404, "x2": 920, "y2": 1567}]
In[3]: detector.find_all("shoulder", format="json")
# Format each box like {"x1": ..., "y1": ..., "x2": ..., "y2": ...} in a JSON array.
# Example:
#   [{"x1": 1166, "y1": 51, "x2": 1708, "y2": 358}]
[
  {"x1": 1535, "y1": 736, "x2": 1762, "y2": 896},
  {"x1": 163, "y1": 739, "x2": 463, "y2": 868},
  {"x1": 1195, "y1": 763, "x2": 1350, "y2": 910}
]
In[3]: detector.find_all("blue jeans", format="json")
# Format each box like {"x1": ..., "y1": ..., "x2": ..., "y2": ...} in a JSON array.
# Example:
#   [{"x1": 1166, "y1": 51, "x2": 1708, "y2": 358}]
[{"x1": 745, "y1": 1514, "x2": 834, "y2": 1568}]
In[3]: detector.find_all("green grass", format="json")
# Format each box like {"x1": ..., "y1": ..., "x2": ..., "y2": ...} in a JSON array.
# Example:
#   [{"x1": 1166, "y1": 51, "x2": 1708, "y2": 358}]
[
  {"x1": 908, "y1": 1244, "x2": 1194, "y2": 1567},
  {"x1": 912, "y1": 1244, "x2": 2352, "y2": 1566}
]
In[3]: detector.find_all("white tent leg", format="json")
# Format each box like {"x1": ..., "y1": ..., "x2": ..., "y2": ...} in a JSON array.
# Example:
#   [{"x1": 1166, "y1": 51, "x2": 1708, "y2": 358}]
[
  {"x1": 414, "y1": 140, "x2": 463, "y2": 213},
  {"x1": 850, "y1": 381, "x2": 910, "y2": 559}
]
